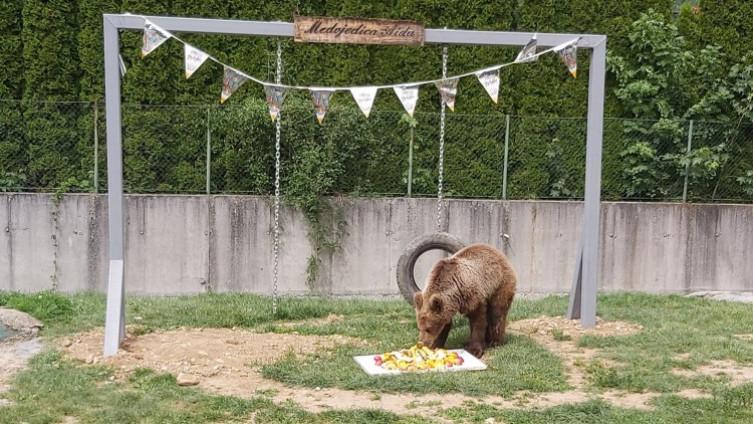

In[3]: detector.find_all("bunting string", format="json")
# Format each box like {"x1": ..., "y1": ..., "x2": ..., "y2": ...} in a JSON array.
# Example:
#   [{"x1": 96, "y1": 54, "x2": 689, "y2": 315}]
[{"x1": 136, "y1": 16, "x2": 580, "y2": 113}]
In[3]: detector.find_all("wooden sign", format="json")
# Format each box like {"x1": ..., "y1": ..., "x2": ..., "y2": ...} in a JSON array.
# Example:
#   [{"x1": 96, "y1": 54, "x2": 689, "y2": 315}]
[{"x1": 294, "y1": 16, "x2": 424, "y2": 46}]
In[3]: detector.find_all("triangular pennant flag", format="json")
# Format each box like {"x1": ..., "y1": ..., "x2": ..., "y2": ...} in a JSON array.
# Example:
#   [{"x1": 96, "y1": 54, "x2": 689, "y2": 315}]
[
  {"x1": 350, "y1": 87, "x2": 378, "y2": 118},
  {"x1": 141, "y1": 21, "x2": 171, "y2": 58},
  {"x1": 515, "y1": 34, "x2": 538, "y2": 63},
  {"x1": 475, "y1": 68, "x2": 500, "y2": 103},
  {"x1": 311, "y1": 89, "x2": 335, "y2": 124},
  {"x1": 555, "y1": 42, "x2": 578, "y2": 78},
  {"x1": 220, "y1": 66, "x2": 248, "y2": 104},
  {"x1": 264, "y1": 85, "x2": 287, "y2": 121},
  {"x1": 434, "y1": 78, "x2": 459, "y2": 111},
  {"x1": 393, "y1": 85, "x2": 419, "y2": 117},
  {"x1": 184, "y1": 44, "x2": 209, "y2": 79}
]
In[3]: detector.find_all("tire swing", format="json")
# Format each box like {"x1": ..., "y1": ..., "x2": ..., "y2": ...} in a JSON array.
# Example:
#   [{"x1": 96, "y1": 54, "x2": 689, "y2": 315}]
[{"x1": 396, "y1": 47, "x2": 466, "y2": 306}]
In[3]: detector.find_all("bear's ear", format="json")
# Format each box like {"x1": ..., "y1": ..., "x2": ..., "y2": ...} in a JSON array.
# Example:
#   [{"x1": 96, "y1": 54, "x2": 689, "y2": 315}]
[
  {"x1": 413, "y1": 292, "x2": 424, "y2": 309},
  {"x1": 429, "y1": 295, "x2": 443, "y2": 313}
]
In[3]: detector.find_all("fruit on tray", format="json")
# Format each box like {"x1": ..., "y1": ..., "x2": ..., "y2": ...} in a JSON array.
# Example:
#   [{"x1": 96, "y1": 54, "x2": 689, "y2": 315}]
[{"x1": 373, "y1": 343, "x2": 465, "y2": 371}]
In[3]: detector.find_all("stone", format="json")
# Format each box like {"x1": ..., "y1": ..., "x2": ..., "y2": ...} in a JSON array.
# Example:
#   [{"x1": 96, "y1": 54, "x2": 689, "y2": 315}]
[{"x1": 177, "y1": 373, "x2": 200, "y2": 386}]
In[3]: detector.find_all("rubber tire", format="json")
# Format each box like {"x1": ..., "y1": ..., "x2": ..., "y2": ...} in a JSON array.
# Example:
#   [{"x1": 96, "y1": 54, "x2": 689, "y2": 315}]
[{"x1": 396, "y1": 232, "x2": 466, "y2": 306}]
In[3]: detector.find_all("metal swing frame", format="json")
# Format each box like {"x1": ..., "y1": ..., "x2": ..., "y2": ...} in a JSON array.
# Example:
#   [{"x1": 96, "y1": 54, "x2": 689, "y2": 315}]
[{"x1": 101, "y1": 13, "x2": 607, "y2": 356}]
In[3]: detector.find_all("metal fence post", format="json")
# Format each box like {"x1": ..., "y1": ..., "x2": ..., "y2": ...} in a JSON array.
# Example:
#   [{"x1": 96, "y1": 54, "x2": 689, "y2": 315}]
[
  {"x1": 205, "y1": 106, "x2": 211, "y2": 195},
  {"x1": 502, "y1": 114, "x2": 510, "y2": 199},
  {"x1": 93, "y1": 100, "x2": 99, "y2": 193},
  {"x1": 682, "y1": 119, "x2": 694, "y2": 203},
  {"x1": 407, "y1": 126, "x2": 413, "y2": 197}
]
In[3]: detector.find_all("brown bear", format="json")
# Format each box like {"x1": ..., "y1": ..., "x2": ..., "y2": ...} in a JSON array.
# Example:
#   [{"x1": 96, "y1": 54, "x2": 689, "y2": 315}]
[{"x1": 413, "y1": 243, "x2": 516, "y2": 358}]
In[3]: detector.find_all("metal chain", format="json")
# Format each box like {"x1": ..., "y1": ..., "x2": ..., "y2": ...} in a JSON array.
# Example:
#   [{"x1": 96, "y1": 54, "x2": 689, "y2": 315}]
[
  {"x1": 272, "y1": 41, "x2": 282, "y2": 315},
  {"x1": 436, "y1": 47, "x2": 448, "y2": 232}
]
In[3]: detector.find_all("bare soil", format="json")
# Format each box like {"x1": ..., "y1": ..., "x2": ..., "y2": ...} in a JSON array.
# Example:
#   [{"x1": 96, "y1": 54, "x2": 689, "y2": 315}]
[
  {"x1": 54, "y1": 316, "x2": 707, "y2": 418},
  {"x1": 672, "y1": 359, "x2": 753, "y2": 386}
]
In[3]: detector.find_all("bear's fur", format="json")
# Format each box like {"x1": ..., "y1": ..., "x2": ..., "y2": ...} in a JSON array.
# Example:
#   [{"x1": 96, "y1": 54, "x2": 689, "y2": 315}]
[{"x1": 413, "y1": 243, "x2": 516, "y2": 358}]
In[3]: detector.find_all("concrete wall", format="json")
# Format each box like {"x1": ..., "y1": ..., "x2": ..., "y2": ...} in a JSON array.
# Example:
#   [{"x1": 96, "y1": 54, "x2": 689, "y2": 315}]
[{"x1": 1, "y1": 193, "x2": 751, "y2": 295}]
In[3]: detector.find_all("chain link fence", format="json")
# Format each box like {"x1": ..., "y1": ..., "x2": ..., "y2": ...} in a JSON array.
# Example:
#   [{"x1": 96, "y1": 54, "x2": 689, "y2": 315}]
[{"x1": 1, "y1": 99, "x2": 752, "y2": 203}]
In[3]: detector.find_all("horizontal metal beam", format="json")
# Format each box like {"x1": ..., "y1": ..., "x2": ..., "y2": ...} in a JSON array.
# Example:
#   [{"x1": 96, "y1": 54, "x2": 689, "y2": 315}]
[{"x1": 104, "y1": 14, "x2": 605, "y2": 48}]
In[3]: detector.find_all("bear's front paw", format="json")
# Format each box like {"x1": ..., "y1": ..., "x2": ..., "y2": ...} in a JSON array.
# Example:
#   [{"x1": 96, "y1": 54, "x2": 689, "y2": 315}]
[{"x1": 465, "y1": 342, "x2": 485, "y2": 358}]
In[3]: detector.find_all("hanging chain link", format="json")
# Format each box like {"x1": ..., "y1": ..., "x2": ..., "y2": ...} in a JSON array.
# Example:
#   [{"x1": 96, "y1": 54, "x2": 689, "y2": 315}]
[
  {"x1": 272, "y1": 41, "x2": 282, "y2": 315},
  {"x1": 436, "y1": 47, "x2": 448, "y2": 232}
]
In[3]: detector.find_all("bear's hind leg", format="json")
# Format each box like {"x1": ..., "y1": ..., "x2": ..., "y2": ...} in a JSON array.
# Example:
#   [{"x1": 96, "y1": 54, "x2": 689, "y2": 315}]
[{"x1": 487, "y1": 288, "x2": 514, "y2": 347}]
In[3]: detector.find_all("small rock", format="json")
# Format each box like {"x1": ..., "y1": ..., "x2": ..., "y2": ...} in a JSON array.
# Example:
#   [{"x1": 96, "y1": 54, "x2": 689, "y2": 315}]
[
  {"x1": 85, "y1": 354, "x2": 95, "y2": 365},
  {"x1": 484, "y1": 418, "x2": 496, "y2": 424},
  {"x1": 62, "y1": 339, "x2": 73, "y2": 348},
  {"x1": 315, "y1": 387, "x2": 321, "y2": 391},
  {"x1": 177, "y1": 373, "x2": 200, "y2": 386}
]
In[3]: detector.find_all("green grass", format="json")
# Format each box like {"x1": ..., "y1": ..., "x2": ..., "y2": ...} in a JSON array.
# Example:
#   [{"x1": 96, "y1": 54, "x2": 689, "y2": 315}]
[
  {"x1": 443, "y1": 391, "x2": 753, "y2": 423},
  {"x1": 576, "y1": 294, "x2": 753, "y2": 393},
  {"x1": 0, "y1": 351, "x2": 430, "y2": 424},
  {"x1": 3, "y1": 292, "x2": 753, "y2": 423}
]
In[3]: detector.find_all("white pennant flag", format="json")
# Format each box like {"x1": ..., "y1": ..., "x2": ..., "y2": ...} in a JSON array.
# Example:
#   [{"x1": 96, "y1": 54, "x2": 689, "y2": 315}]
[
  {"x1": 184, "y1": 44, "x2": 209, "y2": 79},
  {"x1": 393, "y1": 85, "x2": 419, "y2": 117},
  {"x1": 311, "y1": 89, "x2": 335, "y2": 124},
  {"x1": 434, "y1": 78, "x2": 459, "y2": 111},
  {"x1": 220, "y1": 66, "x2": 248, "y2": 104},
  {"x1": 475, "y1": 68, "x2": 500, "y2": 103},
  {"x1": 350, "y1": 87, "x2": 378, "y2": 118},
  {"x1": 554, "y1": 40, "x2": 579, "y2": 78},
  {"x1": 515, "y1": 34, "x2": 538, "y2": 63},
  {"x1": 141, "y1": 21, "x2": 171, "y2": 58},
  {"x1": 264, "y1": 85, "x2": 287, "y2": 121}
]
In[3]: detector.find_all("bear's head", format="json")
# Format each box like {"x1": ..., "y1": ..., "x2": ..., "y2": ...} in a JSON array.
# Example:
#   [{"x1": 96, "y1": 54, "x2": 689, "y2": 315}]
[
  {"x1": 413, "y1": 259, "x2": 457, "y2": 348},
  {"x1": 413, "y1": 291, "x2": 450, "y2": 348}
]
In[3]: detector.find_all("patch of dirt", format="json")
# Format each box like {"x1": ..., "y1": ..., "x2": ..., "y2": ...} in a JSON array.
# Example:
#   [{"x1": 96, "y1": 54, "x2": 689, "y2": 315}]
[
  {"x1": 277, "y1": 314, "x2": 344, "y2": 329},
  {"x1": 734, "y1": 334, "x2": 753, "y2": 342},
  {"x1": 54, "y1": 318, "x2": 705, "y2": 418},
  {"x1": 672, "y1": 360, "x2": 753, "y2": 386},
  {"x1": 511, "y1": 315, "x2": 643, "y2": 339},
  {"x1": 59, "y1": 327, "x2": 363, "y2": 380},
  {"x1": 0, "y1": 338, "x2": 44, "y2": 401}
]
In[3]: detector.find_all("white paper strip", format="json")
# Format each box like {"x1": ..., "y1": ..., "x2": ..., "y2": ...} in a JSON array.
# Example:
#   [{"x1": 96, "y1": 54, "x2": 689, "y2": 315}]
[
  {"x1": 220, "y1": 66, "x2": 248, "y2": 104},
  {"x1": 475, "y1": 68, "x2": 500, "y2": 103},
  {"x1": 264, "y1": 85, "x2": 287, "y2": 121},
  {"x1": 350, "y1": 87, "x2": 378, "y2": 118},
  {"x1": 184, "y1": 44, "x2": 209, "y2": 79},
  {"x1": 118, "y1": 54, "x2": 127, "y2": 77},
  {"x1": 311, "y1": 89, "x2": 335, "y2": 124},
  {"x1": 435, "y1": 78, "x2": 459, "y2": 111},
  {"x1": 515, "y1": 35, "x2": 538, "y2": 63},
  {"x1": 393, "y1": 85, "x2": 419, "y2": 117},
  {"x1": 555, "y1": 42, "x2": 578, "y2": 78},
  {"x1": 141, "y1": 21, "x2": 171, "y2": 58}
]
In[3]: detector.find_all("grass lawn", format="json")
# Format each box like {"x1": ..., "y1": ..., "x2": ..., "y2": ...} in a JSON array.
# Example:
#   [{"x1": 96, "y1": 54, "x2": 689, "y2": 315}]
[{"x1": 1, "y1": 291, "x2": 753, "y2": 423}]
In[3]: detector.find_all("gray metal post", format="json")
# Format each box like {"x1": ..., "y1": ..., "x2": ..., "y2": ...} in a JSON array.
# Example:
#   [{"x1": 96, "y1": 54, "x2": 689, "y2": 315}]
[
  {"x1": 206, "y1": 106, "x2": 211, "y2": 195},
  {"x1": 502, "y1": 114, "x2": 510, "y2": 199},
  {"x1": 93, "y1": 100, "x2": 99, "y2": 193},
  {"x1": 407, "y1": 127, "x2": 413, "y2": 197},
  {"x1": 103, "y1": 16, "x2": 126, "y2": 356},
  {"x1": 573, "y1": 38, "x2": 607, "y2": 328},
  {"x1": 682, "y1": 120, "x2": 694, "y2": 203}
]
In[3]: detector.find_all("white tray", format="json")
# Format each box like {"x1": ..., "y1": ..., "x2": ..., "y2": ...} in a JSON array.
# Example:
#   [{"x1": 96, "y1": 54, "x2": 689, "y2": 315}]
[{"x1": 353, "y1": 349, "x2": 487, "y2": 376}]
